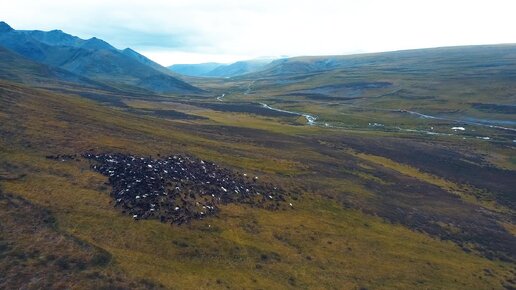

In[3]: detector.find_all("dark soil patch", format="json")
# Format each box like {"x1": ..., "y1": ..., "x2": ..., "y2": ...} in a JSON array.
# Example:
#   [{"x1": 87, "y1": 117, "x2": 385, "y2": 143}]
[
  {"x1": 282, "y1": 92, "x2": 354, "y2": 101},
  {"x1": 471, "y1": 103, "x2": 516, "y2": 114},
  {"x1": 188, "y1": 102, "x2": 297, "y2": 117},
  {"x1": 314, "y1": 135, "x2": 516, "y2": 261},
  {"x1": 360, "y1": 165, "x2": 516, "y2": 262},
  {"x1": 331, "y1": 136, "x2": 516, "y2": 208},
  {"x1": 292, "y1": 82, "x2": 392, "y2": 99},
  {"x1": 129, "y1": 108, "x2": 207, "y2": 120}
]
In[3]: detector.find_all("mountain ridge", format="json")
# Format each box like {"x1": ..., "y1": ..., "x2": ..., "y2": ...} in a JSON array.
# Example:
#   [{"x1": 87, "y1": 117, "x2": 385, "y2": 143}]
[{"x1": 0, "y1": 21, "x2": 202, "y2": 94}]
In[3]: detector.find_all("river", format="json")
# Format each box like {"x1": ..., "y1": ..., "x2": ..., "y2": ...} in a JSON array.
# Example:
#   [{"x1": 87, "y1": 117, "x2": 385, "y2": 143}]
[
  {"x1": 259, "y1": 103, "x2": 317, "y2": 125},
  {"x1": 216, "y1": 93, "x2": 225, "y2": 101}
]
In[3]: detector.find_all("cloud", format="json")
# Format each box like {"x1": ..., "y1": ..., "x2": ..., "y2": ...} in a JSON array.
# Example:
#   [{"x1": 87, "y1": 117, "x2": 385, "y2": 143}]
[{"x1": 1, "y1": 0, "x2": 516, "y2": 65}]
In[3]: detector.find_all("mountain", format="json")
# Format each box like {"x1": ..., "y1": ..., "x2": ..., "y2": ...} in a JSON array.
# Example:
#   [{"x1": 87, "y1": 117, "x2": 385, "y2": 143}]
[
  {"x1": 169, "y1": 59, "x2": 275, "y2": 78},
  {"x1": 0, "y1": 21, "x2": 14, "y2": 33},
  {"x1": 168, "y1": 62, "x2": 222, "y2": 77},
  {"x1": 0, "y1": 22, "x2": 202, "y2": 94},
  {"x1": 205, "y1": 59, "x2": 273, "y2": 77},
  {"x1": 0, "y1": 45, "x2": 108, "y2": 89},
  {"x1": 121, "y1": 48, "x2": 181, "y2": 77}
]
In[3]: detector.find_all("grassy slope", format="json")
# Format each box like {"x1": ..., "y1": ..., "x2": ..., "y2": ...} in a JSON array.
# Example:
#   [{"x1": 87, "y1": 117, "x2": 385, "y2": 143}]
[
  {"x1": 1, "y1": 79, "x2": 515, "y2": 289},
  {"x1": 0, "y1": 190, "x2": 161, "y2": 290}
]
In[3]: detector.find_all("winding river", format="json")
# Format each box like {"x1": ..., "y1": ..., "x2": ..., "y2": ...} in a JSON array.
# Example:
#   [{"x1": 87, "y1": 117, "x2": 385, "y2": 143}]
[
  {"x1": 258, "y1": 102, "x2": 515, "y2": 143},
  {"x1": 216, "y1": 93, "x2": 225, "y2": 101},
  {"x1": 216, "y1": 80, "x2": 514, "y2": 141},
  {"x1": 259, "y1": 103, "x2": 317, "y2": 125},
  {"x1": 402, "y1": 110, "x2": 516, "y2": 132}
]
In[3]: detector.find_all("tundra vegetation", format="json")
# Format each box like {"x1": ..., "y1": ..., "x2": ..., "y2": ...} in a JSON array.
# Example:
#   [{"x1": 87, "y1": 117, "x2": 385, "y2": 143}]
[{"x1": 0, "y1": 24, "x2": 515, "y2": 289}]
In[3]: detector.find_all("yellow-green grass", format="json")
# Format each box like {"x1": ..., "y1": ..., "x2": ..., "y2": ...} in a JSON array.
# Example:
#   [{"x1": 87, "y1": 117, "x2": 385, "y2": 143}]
[
  {"x1": 1, "y1": 80, "x2": 514, "y2": 289},
  {"x1": 2, "y1": 152, "x2": 512, "y2": 289}
]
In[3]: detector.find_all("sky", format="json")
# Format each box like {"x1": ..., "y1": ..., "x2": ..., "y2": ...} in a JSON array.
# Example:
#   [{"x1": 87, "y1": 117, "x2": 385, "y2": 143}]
[{"x1": 1, "y1": 0, "x2": 516, "y2": 65}]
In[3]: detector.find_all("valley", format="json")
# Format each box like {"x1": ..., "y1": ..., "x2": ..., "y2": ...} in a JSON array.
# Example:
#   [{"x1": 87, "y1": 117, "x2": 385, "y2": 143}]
[{"x1": 0, "y1": 22, "x2": 515, "y2": 289}]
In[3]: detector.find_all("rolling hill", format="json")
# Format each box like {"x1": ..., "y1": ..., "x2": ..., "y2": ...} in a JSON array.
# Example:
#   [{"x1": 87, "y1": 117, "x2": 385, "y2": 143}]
[{"x1": 253, "y1": 44, "x2": 516, "y2": 78}]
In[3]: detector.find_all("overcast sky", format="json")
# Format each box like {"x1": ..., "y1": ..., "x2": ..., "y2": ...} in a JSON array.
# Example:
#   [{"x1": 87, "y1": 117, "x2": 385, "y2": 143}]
[{"x1": 1, "y1": 0, "x2": 515, "y2": 65}]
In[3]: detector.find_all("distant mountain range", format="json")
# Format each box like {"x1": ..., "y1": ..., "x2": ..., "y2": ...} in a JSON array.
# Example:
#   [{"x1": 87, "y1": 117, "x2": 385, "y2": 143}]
[
  {"x1": 3, "y1": 20, "x2": 516, "y2": 94},
  {"x1": 0, "y1": 21, "x2": 202, "y2": 94},
  {"x1": 169, "y1": 58, "x2": 276, "y2": 78},
  {"x1": 170, "y1": 44, "x2": 516, "y2": 80}
]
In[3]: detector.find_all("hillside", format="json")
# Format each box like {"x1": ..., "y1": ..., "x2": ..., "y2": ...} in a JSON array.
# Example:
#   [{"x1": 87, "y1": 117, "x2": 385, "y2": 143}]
[
  {"x1": 0, "y1": 39, "x2": 515, "y2": 289},
  {"x1": 249, "y1": 44, "x2": 516, "y2": 78},
  {"x1": 0, "y1": 45, "x2": 106, "y2": 88}
]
